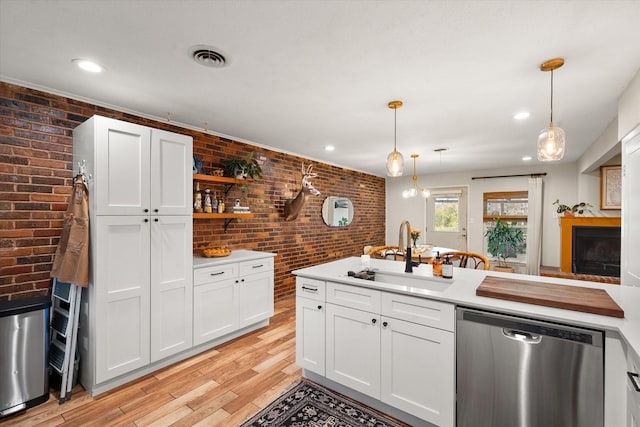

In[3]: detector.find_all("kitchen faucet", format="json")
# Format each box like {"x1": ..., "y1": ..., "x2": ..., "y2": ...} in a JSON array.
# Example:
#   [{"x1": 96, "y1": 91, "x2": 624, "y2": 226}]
[{"x1": 398, "y1": 220, "x2": 414, "y2": 273}]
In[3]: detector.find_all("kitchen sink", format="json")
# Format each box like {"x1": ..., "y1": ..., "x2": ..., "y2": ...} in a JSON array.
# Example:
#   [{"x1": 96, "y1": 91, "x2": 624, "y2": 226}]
[{"x1": 346, "y1": 269, "x2": 452, "y2": 292}]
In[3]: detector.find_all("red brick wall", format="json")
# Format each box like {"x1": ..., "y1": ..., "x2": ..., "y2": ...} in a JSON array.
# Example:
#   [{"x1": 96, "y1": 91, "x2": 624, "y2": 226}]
[{"x1": 0, "y1": 82, "x2": 386, "y2": 301}]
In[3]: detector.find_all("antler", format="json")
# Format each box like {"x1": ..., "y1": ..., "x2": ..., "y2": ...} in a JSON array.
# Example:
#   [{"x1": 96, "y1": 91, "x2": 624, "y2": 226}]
[{"x1": 302, "y1": 162, "x2": 318, "y2": 183}]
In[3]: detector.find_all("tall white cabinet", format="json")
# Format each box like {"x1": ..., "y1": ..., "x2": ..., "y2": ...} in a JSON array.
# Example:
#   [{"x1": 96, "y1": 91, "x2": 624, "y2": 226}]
[{"x1": 75, "y1": 115, "x2": 193, "y2": 394}]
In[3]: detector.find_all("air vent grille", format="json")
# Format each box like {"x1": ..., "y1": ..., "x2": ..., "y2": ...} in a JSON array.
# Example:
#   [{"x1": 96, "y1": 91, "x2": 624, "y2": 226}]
[{"x1": 191, "y1": 45, "x2": 227, "y2": 68}]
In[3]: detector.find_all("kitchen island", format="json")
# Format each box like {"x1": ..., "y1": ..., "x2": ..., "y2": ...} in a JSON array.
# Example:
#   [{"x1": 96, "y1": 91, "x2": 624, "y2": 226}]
[{"x1": 293, "y1": 257, "x2": 640, "y2": 427}]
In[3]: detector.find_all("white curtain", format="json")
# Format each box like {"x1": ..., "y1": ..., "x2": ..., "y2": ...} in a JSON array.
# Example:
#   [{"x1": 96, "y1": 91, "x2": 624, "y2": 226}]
[{"x1": 526, "y1": 176, "x2": 543, "y2": 275}]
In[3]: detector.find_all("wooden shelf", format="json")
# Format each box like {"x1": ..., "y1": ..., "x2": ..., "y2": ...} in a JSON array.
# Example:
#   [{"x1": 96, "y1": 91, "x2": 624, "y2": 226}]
[
  {"x1": 192, "y1": 174, "x2": 252, "y2": 185},
  {"x1": 192, "y1": 213, "x2": 255, "y2": 220},
  {"x1": 192, "y1": 174, "x2": 255, "y2": 232}
]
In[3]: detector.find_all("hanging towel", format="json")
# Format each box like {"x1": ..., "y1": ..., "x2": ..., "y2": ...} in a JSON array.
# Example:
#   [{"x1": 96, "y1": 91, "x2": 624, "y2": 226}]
[{"x1": 51, "y1": 176, "x2": 89, "y2": 287}]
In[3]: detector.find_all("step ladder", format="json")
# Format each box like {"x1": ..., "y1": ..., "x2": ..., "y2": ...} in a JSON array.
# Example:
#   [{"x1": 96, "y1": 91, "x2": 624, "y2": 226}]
[{"x1": 49, "y1": 279, "x2": 82, "y2": 403}]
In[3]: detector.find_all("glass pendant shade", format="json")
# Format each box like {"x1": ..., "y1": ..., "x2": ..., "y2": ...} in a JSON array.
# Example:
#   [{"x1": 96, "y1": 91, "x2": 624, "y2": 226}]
[
  {"x1": 386, "y1": 150, "x2": 404, "y2": 177},
  {"x1": 537, "y1": 123, "x2": 565, "y2": 161}
]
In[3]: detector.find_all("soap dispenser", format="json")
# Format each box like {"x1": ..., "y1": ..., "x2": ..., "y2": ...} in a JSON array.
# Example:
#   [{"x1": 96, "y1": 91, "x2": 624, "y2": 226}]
[{"x1": 432, "y1": 251, "x2": 442, "y2": 277}]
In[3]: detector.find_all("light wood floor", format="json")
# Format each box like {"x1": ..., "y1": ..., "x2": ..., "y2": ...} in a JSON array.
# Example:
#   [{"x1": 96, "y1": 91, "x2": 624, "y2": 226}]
[{"x1": 1, "y1": 297, "x2": 300, "y2": 427}]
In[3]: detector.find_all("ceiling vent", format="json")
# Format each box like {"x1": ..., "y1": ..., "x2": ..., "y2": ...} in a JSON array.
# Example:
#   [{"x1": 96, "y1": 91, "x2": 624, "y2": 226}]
[{"x1": 190, "y1": 45, "x2": 227, "y2": 68}]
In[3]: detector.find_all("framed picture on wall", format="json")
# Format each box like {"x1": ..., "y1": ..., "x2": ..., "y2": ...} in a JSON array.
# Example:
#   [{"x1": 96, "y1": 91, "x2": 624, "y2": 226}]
[{"x1": 600, "y1": 165, "x2": 621, "y2": 210}]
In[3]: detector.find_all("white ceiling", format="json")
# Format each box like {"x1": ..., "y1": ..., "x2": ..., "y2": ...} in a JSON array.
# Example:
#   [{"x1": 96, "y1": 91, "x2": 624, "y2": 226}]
[{"x1": 1, "y1": 0, "x2": 639, "y2": 177}]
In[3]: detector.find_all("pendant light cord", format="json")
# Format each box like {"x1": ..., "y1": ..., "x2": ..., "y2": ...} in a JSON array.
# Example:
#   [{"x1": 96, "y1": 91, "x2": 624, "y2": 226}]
[
  {"x1": 550, "y1": 69, "x2": 554, "y2": 124},
  {"x1": 393, "y1": 108, "x2": 397, "y2": 152}
]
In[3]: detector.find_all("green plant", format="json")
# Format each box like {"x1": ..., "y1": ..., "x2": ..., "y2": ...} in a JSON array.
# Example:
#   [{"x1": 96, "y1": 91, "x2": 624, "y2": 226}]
[
  {"x1": 552, "y1": 199, "x2": 593, "y2": 215},
  {"x1": 484, "y1": 218, "x2": 525, "y2": 267},
  {"x1": 221, "y1": 152, "x2": 263, "y2": 180}
]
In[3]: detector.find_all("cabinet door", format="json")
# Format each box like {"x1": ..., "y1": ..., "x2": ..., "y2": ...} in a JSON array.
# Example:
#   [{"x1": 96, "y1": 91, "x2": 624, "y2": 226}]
[
  {"x1": 95, "y1": 216, "x2": 150, "y2": 383},
  {"x1": 326, "y1": 303, "x2": 380, "y2": 399},
  {"x1": 150, "y1": 216, "x2": 193, "y2": 362},
  {"x1": 193, "y1": 278, "x2": 238, "y2": 345},
  {"x1": 238, "y1": 271, "x2": 273, "y2": 328},
  {"x1": 622, "y1": 127, "x2": 640, "y2": 286},
  {"x1": 296, "y1": 297, "x2": 325, "y2": 375},
  {"x1": 381, "y1": 316, "x2": 454, "y2": 427},
  {"x1": 95, "y1": 117, "x2": 150, "y2": 216},
  {"x1": 150, "y1": 129, "x2": 193, "y2": 215}
]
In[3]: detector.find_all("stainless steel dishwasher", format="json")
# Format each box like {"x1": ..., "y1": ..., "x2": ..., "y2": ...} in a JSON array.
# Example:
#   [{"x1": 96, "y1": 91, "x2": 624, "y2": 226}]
[{"x1": 456, "y1": 307, "x2": 604, "y2": 427}]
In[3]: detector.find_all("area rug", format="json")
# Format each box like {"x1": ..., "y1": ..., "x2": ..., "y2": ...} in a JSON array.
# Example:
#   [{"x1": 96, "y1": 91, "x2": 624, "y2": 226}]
[{"x1": 240, "y1": 378, "x2": 406, "y2": 427}]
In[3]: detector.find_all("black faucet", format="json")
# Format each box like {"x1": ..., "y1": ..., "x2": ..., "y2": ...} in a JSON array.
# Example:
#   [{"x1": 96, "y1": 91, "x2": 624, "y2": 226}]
[{"x1": 399, "y1": 220, "x2": 414, "y2": 273}]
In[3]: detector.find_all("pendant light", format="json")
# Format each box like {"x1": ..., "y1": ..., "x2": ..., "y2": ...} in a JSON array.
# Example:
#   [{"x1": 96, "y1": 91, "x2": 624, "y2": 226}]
[
  {"x1": 537, "y1": 58, "x2": 566, "y2": 161},
  {"x1": 386, "y1": 100, "x2": 404, "y2": 176},
  {"x1": 402, "y1": 154, "x2": 430, "y2": 198}
]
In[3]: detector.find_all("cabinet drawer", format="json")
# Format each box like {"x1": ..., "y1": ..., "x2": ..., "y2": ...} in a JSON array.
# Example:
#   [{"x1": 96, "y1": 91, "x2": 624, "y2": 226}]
[
  {"x1": 381, "y1": 292, "x2": 454, "y2": 331},
  {"x1": 327, "y1": 281, "x2": 381, "y2": 313},
  {"x1": 239, "y1": 257, "x2": 273, "y2": 277},
  {"x1": 296, "y1": 277, "x2": 325, "y2": 301},
  {"x1": 194, "y1": 264, "x2": 238, "y2": 286}
]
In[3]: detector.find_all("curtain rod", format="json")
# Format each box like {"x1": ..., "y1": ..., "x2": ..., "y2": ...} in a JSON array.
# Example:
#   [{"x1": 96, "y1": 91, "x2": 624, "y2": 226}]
[{"x1": 471, "y1": 172, "x2": 547, "y2": 180}]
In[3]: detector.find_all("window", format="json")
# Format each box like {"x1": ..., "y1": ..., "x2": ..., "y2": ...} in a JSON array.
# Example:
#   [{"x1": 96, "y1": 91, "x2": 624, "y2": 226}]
[
  {"x1": 434, "y1": 193, "x2": 461, "y2": 232},
  {"x1": 483, "y1": 191, "x2": 528, "y2": 260}
]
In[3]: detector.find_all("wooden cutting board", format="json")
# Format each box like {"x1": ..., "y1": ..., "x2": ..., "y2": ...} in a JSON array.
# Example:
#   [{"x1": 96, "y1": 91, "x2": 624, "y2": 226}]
[{"x1": 477, "y1": 276, "x2": 624, "y2": 318}]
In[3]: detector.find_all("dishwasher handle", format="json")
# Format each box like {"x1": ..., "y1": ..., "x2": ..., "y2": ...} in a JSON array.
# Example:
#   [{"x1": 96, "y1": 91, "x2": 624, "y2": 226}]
[{"x1": 502, "y1": 328, "x2": 542, "y2": 344}]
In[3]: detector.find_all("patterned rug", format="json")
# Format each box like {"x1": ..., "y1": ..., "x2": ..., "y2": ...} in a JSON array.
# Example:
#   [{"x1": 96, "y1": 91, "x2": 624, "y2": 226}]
[{"x1": 240, "y1": 379, "x2": 406, "y2": 427}]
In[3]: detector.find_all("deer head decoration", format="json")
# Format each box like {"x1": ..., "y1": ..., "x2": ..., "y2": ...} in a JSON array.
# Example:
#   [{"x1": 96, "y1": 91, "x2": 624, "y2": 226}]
[{"x1": 284, "y1": 162, "x2": 321, "y2": 221}]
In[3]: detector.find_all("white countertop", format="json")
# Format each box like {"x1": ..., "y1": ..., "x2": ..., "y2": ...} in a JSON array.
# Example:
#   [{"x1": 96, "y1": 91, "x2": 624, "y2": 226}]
[
  {"x1": 193, "y1": 249, "x2": 276, "y2": 269},
  {"x1": 293, "y1": 256, "x2": 640, "y2": 358}
]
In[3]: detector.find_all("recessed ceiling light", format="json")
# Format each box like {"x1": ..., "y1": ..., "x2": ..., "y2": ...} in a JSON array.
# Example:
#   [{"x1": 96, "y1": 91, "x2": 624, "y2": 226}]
[
  {"x1": 522, "y1": 156, "x2": 532, "y2": 161},
  {"x1": 72, "y1": 59, "x2": 104, "y2": 73},
  {"x1": 325, "y1": 145, "x2": 335, "y2": 152},
  {"x1": 514, "y1": 111, "x2": 531, "y2": 120}
]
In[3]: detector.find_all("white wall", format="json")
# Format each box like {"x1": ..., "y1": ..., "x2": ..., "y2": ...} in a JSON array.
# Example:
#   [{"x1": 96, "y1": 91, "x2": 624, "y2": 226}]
[
  {"x1": 619, "y1": 69, "x2": 640, "y2": 140},
  {"x1": 387, "y1": 162, "x2": 580, "y2": 268}
]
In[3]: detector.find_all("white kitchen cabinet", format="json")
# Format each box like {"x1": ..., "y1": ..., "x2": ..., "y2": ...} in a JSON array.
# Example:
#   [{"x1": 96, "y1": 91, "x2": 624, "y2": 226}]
[
  {"x1": 75, "y1": 115, "x2": 193, "y2": 395},
  {"x1": 193, "y1": 255, "x2": 274, "y2": 346},
  {"x1": 326, "y1": 302, "x2": 381, "y2": 399},
  {"x1": 380, "y1": 316, "x2": 454, "y2": 426},
  {"x1": 94, "y1": 216, "x2": 151, "y2": 383},
  {"x1": 150, "y1": 216, "x2": 193, "y2": 362},
  {"x1": 193, "y1": 277, "x2": 238, "y2": 345},
  {"x1": 628, "y1": 349, "x2": 640, "y2": 426},
  {"x1": 79, "y1": 115, "x2": 192, "y2": 216},
  {"x1": 295, "y1": 278, "x2": 326, "y2": 375},
  {"x1": 622, "y1": 126, "x2": 640, "y2": 286},
  {"x1": 296, "y1": 279, "x2": 455, "y2": 426},
  {"x1": 238, "y1": 259, "x2": 274, "y2": 327}
]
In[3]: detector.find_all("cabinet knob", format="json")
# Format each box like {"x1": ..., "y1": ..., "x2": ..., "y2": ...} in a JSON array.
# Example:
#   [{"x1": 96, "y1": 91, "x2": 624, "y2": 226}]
[
  {"x1": 241, "y1": 279, "x2": 245, "y2": 282},
  {"x1": 144, "y1": 209, "x2": 149, "y2": 213},
  {"x1": 317, "y1": 305, "x2": 322, "y2": 310},
  {"x1": 144, "y1": 218, "x2": 149, "y2": 223},
  {"x1": 154, "y1": 209, "x2": 159, "y2": 213},
  {"x1": 235, "y1": 280, "x2": 239, "y2": 284},
  {"x1": 154, "y1": 218, "x2": 159, "y2": 222},
  {"x1": 371, "y1": 318, "x2": 377, "y2": 324},
  {"x1": 382, "y1": 321, "x2": 388, "y2": 327}
]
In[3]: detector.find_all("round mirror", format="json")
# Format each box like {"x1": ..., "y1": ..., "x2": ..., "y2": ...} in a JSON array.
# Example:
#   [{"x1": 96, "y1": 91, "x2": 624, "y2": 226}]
[{"x1": 322, "y1": 196, "x2": 354, "y2": 227}]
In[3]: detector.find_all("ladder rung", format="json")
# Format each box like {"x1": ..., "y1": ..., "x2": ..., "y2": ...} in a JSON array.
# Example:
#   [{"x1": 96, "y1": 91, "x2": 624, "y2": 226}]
[
  {"x1": 53, "y1": 281, "x2": 72, "y2": 302},
  {"x1": 51, "y1": 310, "x2": 70, "y2": 336},
  {"x1": 49, "y1": 341, "x2": 65, "y2": 374}
]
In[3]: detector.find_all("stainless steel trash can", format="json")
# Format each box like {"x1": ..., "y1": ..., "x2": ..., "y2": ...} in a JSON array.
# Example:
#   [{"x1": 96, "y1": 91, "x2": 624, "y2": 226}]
[{"x1": 0, "y1": 296, "x2": 51, "y2": 418}]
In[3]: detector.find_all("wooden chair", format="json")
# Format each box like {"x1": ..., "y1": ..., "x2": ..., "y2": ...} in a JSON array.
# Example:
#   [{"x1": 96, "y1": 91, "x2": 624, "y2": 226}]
[
  {"x1": 439, "y1": 251, "x2": 490, "y2": 270},
  {"x1": 364, "y1": 245, "x2": 403, "y2": 260}
]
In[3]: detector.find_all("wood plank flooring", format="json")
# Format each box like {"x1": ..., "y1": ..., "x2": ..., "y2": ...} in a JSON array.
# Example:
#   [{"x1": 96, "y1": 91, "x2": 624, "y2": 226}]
[{"x1": 1, "y1": 297, "x2": 301, "y2": 427}]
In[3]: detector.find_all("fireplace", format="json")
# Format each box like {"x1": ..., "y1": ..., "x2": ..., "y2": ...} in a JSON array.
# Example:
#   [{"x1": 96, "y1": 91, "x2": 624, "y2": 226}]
[
  {"x1": 572, "y1": 226, "x2": 621, "y2": 277},
  {"x1": 560, "y1": 217, "x2": 621, "y2": 277}
]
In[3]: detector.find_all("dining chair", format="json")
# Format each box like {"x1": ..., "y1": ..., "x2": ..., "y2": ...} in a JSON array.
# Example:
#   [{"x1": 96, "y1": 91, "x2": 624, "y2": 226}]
[{"x1": 439, "y1": 251, "x2": 490, "y2": 270}]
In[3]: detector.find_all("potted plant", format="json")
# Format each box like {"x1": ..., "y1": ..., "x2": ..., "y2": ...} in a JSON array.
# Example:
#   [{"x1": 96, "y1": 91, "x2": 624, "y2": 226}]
[
  {"x1": 484, "y1": 218, "x2": 525, "y2": 272},
  {"x1": 553, "y1": 199, "x2": 593, "y2": 217},
  {"x1": 221, "y1": 152, "x2": 263, "y2": 181}
]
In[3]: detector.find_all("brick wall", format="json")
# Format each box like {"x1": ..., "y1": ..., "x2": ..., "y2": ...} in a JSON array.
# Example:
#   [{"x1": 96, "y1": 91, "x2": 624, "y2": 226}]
[{"x1": 0, "y1": 82, "x2": 386, "y2": 301}]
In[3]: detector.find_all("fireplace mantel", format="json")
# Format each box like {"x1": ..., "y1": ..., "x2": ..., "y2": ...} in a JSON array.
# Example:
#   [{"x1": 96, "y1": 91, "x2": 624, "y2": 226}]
[{"x1": 560, "y1": 216, "x2": 621, "y2": 273}]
